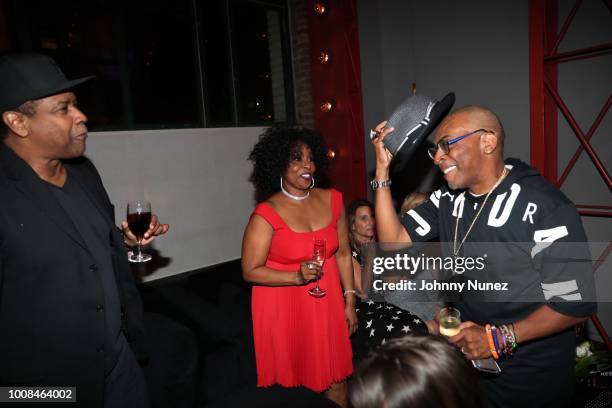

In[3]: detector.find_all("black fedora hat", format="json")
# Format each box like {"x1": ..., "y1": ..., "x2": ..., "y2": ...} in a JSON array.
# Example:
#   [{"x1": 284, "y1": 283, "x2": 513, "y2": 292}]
[
  {"x1": 375, "y1": 92, "x2": 454, "y2": 173},
  {"x1": 0, "y1": 53, "x2": 94, "y2": 113}
]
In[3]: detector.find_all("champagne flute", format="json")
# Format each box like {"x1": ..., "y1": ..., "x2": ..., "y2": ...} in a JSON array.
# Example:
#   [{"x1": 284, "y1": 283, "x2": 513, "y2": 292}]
[
  {"x1": 438, "y1": 307, "x2": 499, "y2": 370},
  {"x1": 308, "y1": 239, "x2": 327, "y2": 298},
  {"x1": 127, "y1": 201, "x2": 153, "y2": 263},
  {"x1": 439, "y1": 307, "x2": 461, "y2": 337}
]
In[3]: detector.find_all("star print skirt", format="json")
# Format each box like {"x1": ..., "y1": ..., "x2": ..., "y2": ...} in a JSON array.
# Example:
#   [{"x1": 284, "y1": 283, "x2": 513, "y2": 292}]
[{"x1": 352, "y1": 299, "x2": 428, "y2": 361}]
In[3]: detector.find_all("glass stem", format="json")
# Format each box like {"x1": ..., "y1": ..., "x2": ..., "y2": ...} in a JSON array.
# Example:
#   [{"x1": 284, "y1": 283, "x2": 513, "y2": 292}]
[{"x1": 137, "y1": 239, "x2": 142, "y2": 260}]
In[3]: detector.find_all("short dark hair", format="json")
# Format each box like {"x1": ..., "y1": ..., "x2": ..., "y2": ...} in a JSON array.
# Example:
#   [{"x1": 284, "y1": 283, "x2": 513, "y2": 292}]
[
  {"x1": 1, "y1": 100, "x2": 39, "y2": 140},
  {"x1": 347, "y1": 199, "x2": 374, "y2": 249},
  {"x1": 248, "y1": 124, "x2": 329, "y2": 200},
  {"x1": 349, "y1": 334, "x2": 485, "y2": 408}
]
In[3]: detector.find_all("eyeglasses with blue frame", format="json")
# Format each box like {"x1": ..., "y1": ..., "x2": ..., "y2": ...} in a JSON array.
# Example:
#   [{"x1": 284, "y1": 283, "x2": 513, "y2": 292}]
[{"x1": 427, "y1": 128, "x2": 493, "y2": 160}]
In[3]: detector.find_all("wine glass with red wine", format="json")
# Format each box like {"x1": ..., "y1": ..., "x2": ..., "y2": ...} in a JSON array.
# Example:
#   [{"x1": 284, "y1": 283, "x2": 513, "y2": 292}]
[{"x1": 127, "y1": 201, "x2": 153, "y2": 263}]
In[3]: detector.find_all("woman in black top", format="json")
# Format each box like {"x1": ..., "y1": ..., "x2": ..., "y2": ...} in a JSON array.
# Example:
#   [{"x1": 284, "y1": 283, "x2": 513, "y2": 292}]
[{"x1": 347, "y1": 200, "x2": 427, "y2": 361}]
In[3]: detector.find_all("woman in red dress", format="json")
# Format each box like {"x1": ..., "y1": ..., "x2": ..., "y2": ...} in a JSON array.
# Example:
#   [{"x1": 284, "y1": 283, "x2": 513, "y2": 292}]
[{"x1": 242, "y1": 125, "x2": 357, "y2": 407}]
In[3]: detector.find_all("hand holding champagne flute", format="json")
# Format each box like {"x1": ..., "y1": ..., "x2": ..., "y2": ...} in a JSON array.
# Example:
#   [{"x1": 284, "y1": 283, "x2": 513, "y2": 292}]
[
  {"x1": 308, "y1": 239, "x2": 327, "y2": 298},
  {"x1": 127, "y1": 201, "x2": 153, "y2": 263}
]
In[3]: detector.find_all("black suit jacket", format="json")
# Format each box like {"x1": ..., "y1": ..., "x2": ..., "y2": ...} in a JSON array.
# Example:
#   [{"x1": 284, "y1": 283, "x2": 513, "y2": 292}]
[{"x1": 0, "y1": 144, "x2": 147, "y2": 408}]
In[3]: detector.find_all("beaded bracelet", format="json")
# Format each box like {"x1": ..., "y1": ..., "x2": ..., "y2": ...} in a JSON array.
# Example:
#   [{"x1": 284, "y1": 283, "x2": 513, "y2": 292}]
[
  {"x1": 508, "y1": 323, "x2": 518, "y2": 353},
  {"x1": 499, "y1": 324, "x2": 510, "y2": 357},
  {"x1": 504, "y1": 325, "x2": 513, "y2": 357},
  {"x1": 500, "y1": 324, "x2": 517, "y2": 357},
  {"x1": 510, "y1": 323, "x2": 518, "y2": 344},
  {"x1": 485, "y1": 324, "x2": 499, "y2": 360},
  {"x1": 343, "y1": 289, "x2": 357, "y2": 297},
  {"x1": 491, "y1": 325, "x2": 501, "y2": 357}
]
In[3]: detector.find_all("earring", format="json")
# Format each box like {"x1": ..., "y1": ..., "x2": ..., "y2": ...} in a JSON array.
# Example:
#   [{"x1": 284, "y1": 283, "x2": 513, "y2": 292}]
[{"x1": 309, "y1": 177, "x2": 315, "y2": 189}]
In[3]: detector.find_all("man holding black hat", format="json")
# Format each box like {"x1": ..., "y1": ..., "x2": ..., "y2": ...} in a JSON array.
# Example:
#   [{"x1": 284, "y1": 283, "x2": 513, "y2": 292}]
[
  {"x1": 0, "y1": 53, "x2": 168, "y2": 407},
  {"x1": 370, "y1": 101, "x2": 595, "y2": 407}
]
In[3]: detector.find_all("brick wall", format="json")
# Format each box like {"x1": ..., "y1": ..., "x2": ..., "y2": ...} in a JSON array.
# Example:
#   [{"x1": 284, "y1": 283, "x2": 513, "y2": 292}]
[{"x1": 289, "y1": 0, "x2": 314, "y2": 128}]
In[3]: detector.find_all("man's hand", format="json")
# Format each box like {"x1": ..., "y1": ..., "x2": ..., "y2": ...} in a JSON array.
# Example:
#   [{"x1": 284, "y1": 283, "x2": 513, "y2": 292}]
[
  {"x1": 122, "y1": 214, "x2": 170, "y2": 247},
  {"x1": 371, "y1": 121, "x2": 394, "y2": 176},
  {"x1": 448, "y1": 321, "x2": 491, "y2": 360}
]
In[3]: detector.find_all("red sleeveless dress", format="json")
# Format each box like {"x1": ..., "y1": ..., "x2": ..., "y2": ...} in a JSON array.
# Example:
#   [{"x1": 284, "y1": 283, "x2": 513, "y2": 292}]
[{"x1": 250, "y1": 189, "x2": 353, "y2": 392}]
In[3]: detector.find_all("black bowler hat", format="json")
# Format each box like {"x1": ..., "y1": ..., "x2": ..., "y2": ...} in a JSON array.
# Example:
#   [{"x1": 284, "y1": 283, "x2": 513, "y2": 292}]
[
  {"x1": 377, "y1": 92, "x2": 455, "y2": 173},
  {"x1": 0, "y1": 53, "x2": 94, "y2": 113}
]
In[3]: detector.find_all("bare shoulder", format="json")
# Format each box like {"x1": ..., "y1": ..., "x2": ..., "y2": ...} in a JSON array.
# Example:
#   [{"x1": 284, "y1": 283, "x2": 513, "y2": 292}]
[
  {"x1": 310, "y1": 187, "x2": 332, "y2": 203},
  {"x1": 266, "y1": 193, "x2": 283, "y2": 211},
  {"x1": 247, "y1": 211, "x2": 274, "y2": 233}
]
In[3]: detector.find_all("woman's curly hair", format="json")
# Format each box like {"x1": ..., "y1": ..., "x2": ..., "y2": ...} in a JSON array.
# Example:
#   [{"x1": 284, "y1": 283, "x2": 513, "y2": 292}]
[{"x1": 248, "y1": 124, "x2": 329, "y2": 199}]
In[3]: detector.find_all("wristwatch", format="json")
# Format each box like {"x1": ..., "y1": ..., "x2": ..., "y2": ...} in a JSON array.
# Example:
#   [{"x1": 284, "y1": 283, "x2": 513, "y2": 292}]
[{"x1": 370, "y1": 179, "x2": 392, "y2": 190}]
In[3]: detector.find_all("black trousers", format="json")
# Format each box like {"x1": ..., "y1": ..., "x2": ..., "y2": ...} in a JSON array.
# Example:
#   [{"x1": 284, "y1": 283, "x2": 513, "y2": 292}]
[
  {"x1": 104, "y1": 335, "x2": 150, "y2": 408},
  {"x1": 142, "y1": 312, "x2": 199, "y2": 408}
]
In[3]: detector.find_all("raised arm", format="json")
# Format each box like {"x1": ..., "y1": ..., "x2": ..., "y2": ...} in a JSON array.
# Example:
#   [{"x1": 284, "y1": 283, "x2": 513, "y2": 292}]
[
  {"x1": 241, "y1": 214, "x2": 320, "y2": 286},
  {"x1": 371, "y1": 122, "x2": 412, "y2": 244}
]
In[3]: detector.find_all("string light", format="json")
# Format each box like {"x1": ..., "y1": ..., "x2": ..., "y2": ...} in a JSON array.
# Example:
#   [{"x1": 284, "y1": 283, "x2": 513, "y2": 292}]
[
  {"x1": 318, "y1": 51, "x2": 330, "y2": 64},
  {"x1": 320, "y1": 99, "x2": 334, "y2": 113},
  {"x1": 314, "y1": 2, "x2": 326, "y2": 15}
]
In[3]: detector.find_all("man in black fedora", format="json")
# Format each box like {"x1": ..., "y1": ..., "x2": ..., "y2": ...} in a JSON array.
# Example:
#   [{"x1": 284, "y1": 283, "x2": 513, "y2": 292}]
[
  {"x1": 0, "y1": 53, "x2": 169, "y2": 407},
  {"x1": 369, "y1": 101, "x2": 595, "y2": 407}
]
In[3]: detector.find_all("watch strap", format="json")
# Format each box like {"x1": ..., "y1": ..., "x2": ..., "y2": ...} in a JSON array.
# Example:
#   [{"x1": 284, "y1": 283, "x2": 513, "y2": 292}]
[{"x1": 370, "y1": 179, "x2": 392, "y2": 190}]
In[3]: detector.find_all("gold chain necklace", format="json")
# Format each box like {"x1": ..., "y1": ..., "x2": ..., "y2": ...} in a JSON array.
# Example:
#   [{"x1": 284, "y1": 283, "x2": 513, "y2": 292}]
[{"x1": 453, "y1": 167, "x2": 508, "y2": 257}]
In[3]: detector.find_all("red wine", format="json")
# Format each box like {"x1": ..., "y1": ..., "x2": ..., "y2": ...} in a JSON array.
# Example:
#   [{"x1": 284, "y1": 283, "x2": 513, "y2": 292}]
[{"x1": 127, "y1": 212, "x2": 152, "y2": 240}]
